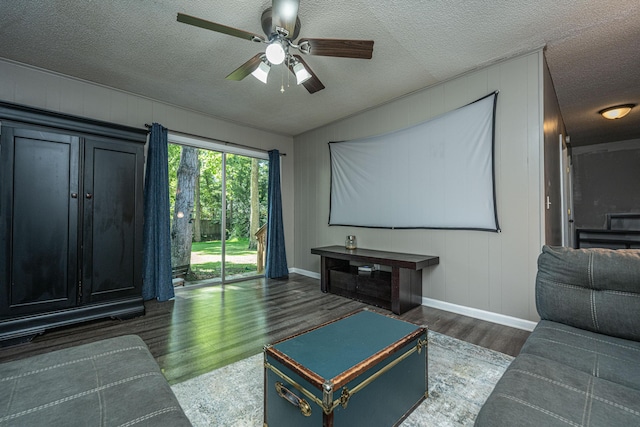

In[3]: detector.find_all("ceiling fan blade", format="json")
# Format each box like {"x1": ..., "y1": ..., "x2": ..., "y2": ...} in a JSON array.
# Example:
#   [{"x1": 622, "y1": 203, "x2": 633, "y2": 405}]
[
  {"x1": 226, "y1": 54, "x2": 264, "y2": 81},
  {"x1": 298, "y1": 38, "x2": 374, "y2": 59},
  {"x1": 271, "y1": 0, "x2": 299, "y2": 38},
  {"x1": 177, "y1": 13, "x2": 265, "y2": 42},
  {"x1": 289, "y1": 55, "x2": 325, "y2": 94}
]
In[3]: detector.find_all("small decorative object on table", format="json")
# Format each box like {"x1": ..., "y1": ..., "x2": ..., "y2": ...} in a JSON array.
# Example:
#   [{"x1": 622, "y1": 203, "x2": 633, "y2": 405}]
[{"x1": 345, "y1": 235, "x2": 357, "y2": 250}]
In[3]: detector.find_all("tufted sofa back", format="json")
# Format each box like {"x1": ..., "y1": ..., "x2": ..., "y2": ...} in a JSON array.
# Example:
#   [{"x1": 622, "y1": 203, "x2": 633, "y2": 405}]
[{"x1": 536, "y1": 245, "x2": 640, "y2": 342}]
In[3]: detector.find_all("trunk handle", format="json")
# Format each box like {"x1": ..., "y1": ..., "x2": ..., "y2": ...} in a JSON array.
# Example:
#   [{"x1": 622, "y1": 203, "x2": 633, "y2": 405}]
[{"x1": 275, "y1": 381, "x2": 312, "y2": 417}]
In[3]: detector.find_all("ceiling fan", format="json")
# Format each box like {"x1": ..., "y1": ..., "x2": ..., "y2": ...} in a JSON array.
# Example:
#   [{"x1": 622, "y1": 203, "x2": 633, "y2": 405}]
[{"x1": 176, "y1": 0, "x2": 374, "y2": 94}]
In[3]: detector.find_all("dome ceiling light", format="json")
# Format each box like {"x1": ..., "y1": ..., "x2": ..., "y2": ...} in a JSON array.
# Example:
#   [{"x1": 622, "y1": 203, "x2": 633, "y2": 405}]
[{"x1": 599, "y1": 104, "x2": 635, "y2": 120}]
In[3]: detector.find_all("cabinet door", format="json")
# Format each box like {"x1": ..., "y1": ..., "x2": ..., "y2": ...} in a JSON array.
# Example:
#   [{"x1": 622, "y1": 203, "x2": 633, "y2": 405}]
[
  {"x1": 0, "y1": 127, "x2": 79, "y2": 316},
  {"x1": 82, "y1": 137, "x2": 143, "y2": 303}
]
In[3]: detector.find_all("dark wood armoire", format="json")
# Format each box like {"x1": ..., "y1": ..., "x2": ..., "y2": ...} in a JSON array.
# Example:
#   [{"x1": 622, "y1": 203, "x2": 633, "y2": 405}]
[{"x1": 0, "y1": 101, "x2": 146, "y2": 344}]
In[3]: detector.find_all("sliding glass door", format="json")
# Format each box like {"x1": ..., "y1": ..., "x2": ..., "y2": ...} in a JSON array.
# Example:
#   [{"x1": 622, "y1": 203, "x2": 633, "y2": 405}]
[
  {"x1": 168, "y1": 143, "x2": 268, "y2": 285},
  {"x1": 222, "y1": 153, "x2": 269, "y2": 281}
]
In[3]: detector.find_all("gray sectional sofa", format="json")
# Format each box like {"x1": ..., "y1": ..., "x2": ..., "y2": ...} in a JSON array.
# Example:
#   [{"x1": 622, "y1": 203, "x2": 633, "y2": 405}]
[
  {"x1": 476, "y1": 245, "x2": 640, "y2": 426},
  {"x1": 0, "y1": 334, "x2": 191, "y2": 426}
]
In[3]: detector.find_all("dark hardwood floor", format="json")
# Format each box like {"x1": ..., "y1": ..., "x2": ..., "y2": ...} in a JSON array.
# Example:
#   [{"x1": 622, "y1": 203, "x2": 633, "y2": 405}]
[{"x1": 0, "y1": 274, "x2": 530, "y2": 385}]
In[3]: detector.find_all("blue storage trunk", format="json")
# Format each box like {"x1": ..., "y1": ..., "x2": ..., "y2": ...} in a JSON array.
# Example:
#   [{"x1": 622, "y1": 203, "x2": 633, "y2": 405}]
[{"x1": 264, "y1": 309, "x2": 428, "y2": 426}]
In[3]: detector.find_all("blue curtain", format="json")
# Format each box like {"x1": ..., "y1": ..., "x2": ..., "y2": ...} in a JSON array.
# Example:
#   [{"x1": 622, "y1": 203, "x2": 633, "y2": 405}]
[
  {"x1": 265, "y1": 149, "x2": 289, "y2": 279},
  {"x1": 142, "y1": 123, "x2": 174, "y2": 301}
]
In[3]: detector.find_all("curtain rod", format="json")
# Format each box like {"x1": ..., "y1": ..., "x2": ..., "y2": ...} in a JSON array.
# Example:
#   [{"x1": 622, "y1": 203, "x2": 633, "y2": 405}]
[{"x1": 144, "y1": 123, "x2": 286, "y2": 156}]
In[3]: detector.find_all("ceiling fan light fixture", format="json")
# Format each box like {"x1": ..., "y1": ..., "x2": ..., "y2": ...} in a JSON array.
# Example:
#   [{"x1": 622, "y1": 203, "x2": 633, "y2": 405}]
[
  {"x1": 293, "y1": 61, "x2": 312, "y2": 84},
  {"x1": 265, "y1": 41, "x2": 286, "y2": 65},
  {"x1": 251, "y1": 60, "x2": 270, "y2": 84},
  {"x1": 599, "y1": 104, "x2": 635, "y2": 120}
]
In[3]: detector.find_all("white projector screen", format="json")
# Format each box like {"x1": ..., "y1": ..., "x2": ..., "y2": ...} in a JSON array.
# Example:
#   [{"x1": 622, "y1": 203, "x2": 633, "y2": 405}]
[{"x1": 329, "y1": 92, "x2": 499, "y2": 231}]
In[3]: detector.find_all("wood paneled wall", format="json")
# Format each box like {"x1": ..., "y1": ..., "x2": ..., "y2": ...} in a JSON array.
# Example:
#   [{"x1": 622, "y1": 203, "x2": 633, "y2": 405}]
[
  {"x1": 294, "y1": 51, "x2": 546, "y2": 322},
  {"x1": 0, "y1": 58, "x2": 295, "y2": 267}
]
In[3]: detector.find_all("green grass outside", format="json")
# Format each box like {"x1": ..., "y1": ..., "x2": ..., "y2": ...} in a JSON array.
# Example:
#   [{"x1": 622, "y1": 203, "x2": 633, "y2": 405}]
[
  {"x1": 188, "y1": 238, "x2": 258, "y2": 280},
  {"x1": 190, "y1": 238, "x2": 257, "y2": 255}
]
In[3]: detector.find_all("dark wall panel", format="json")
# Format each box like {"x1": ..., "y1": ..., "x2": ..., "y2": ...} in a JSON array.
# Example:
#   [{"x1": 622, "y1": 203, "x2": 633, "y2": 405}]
[{"x1": 573, "y1": 146, "x2": 640, "y2": 228}]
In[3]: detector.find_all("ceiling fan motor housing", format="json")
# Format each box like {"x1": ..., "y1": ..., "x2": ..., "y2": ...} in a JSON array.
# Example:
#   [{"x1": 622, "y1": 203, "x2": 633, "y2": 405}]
[{"x1": 261, "y1": 7, "x2": 301, "y2": 39}]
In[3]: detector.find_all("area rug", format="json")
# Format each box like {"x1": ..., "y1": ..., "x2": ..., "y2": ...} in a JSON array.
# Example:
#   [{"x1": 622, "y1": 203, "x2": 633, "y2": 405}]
[{"x1": 171, "y1": 331, "x2": 512, "y2": 426}]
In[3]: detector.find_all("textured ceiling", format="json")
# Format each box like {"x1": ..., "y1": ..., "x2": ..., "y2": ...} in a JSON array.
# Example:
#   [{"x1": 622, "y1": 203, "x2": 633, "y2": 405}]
[{"x1": 0, "y1": 1, "x2": 639, "y2": 145}]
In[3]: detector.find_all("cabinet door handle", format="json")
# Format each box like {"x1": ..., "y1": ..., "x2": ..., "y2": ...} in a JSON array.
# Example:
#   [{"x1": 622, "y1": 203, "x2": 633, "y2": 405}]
[
  {"x1": 71, "y1": 193, "x2": 78, "y2": 198},
  {"x1": 86, "y1": 193, "x2": 93, "y2": 199}
]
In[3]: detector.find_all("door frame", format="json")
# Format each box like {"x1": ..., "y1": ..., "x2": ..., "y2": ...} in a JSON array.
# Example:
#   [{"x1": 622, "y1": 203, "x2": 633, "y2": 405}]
[
  {"x1": 559, "y1": 134, "x2": 574, "y2": 247},
  {"x1": 168, "y1": 132, "x2": 269, "y2": 284}
]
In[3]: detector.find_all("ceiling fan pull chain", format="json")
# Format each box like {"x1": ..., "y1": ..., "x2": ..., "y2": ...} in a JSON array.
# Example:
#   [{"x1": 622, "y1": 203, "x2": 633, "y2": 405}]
[{"x1": 281, "y1": 67, "x2": 285, "y2": 93}]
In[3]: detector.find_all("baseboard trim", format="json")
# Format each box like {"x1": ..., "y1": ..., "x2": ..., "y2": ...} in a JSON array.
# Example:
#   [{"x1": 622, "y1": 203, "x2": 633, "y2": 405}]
[
  {"x1": 422, "y1": 297, "x2": 538, "y2": 331},
  {"x1": 290, "y1": 268, "x2": 537, "y2": 331},
  {"x1": 289, "y1": 268, "x2": 320, "y2": 280}
]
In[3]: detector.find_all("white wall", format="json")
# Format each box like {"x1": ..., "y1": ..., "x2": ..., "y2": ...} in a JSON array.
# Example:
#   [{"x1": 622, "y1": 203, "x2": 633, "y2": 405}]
[
  {"x1": 0, "y1": 58, "x2": 295, "y2": 268},
  {"x1": 293, "y1": 51, "x2": 545, "y2": 323}
]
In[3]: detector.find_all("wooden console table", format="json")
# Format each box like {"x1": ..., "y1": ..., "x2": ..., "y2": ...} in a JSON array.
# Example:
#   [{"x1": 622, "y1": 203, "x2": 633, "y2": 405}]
[{"x1": 311, "y1": 246, "x2": 439, "y2": 315}]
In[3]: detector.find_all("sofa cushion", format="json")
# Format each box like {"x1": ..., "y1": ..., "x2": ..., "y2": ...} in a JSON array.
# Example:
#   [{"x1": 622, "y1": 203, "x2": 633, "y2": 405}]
[
  {"x1": 521, "y1": 320, "x2": 640, "y2": 391},
  {"x1": 0, "y1": 335, "x2": 191, "y2": 427},
  {"x1": 536, "y1": 246, "x2": 640, "y2": 341},
  {"x1": 475, "y1": 351, "x2": 640, "y2": 426}
]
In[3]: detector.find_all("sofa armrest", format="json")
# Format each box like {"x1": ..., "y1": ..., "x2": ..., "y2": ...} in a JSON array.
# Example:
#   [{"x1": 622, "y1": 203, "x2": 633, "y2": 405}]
[{"x1": 536, "y1": 245, "x2": 640, "y2": 341}]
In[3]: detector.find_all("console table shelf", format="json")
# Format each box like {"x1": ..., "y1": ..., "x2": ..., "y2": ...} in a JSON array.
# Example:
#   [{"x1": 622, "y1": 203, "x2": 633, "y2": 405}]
[{"x1": 311, "y1": 246, "x2": 439, "y2": 314}]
